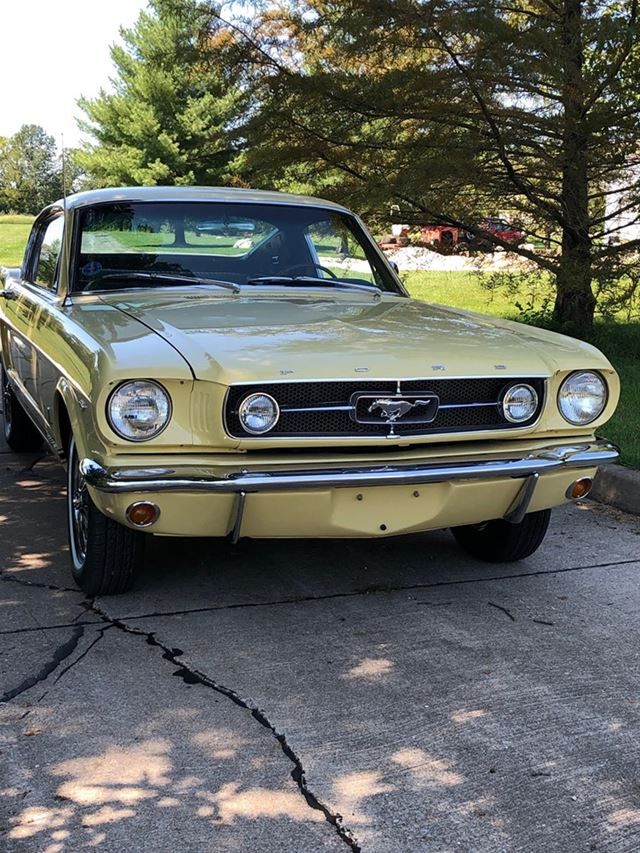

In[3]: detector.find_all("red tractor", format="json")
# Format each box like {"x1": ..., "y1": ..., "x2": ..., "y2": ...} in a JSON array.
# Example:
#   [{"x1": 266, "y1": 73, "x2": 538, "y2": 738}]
[{"x1": 419, "y1": 225, "x2": 470, "y2": 253}]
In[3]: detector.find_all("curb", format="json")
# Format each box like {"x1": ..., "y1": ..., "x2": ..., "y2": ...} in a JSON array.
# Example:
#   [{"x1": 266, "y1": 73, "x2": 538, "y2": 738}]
[{"x1": 592, "y1": 464, "x2": 640, "y2": 516}]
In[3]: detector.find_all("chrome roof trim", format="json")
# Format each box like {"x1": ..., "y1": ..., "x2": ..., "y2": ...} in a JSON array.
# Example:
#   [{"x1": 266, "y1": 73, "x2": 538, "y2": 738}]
[{"x1": 50, "y1": 186, "x2": 351, "y2": 213}]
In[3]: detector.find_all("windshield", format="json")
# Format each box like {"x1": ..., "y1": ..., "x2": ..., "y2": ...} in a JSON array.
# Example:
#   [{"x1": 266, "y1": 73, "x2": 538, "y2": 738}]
[{"x1": 73, "y1": 201, "x2": 401, "y2": 294}]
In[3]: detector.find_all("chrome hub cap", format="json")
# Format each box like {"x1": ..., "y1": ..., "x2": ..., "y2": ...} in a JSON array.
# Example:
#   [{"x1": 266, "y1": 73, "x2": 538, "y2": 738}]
[
  {"x1": 70, "y1": 451, "x2": 89, "y2": 564},
  {"x1": 1, "y1": 373, "x2": 11, "y2": 434}
]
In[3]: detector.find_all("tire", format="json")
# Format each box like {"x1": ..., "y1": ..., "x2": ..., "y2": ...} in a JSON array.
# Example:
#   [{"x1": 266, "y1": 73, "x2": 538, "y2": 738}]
[
  {"x1": 67, "y1": 435, "x2": 144, "y2": 595},
  {"x1": 1, "y1": 366, "x2": 44, "y2": 452},
  {"x1": 451, "y1": 509, "x2": 551, "y2": 563}
]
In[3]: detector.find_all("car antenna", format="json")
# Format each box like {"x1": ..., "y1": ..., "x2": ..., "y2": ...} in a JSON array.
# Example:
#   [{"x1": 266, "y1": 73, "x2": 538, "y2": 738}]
[
  {"x1": 61, "y1": 133, "x2": 68, "y2": 207},
  {"x1": 61, "y1": 134, "x2": 70, "y2": 307}
]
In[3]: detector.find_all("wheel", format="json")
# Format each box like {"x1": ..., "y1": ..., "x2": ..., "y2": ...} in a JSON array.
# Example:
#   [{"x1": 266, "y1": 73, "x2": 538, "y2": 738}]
[
  {"x1": 451, "y1": 509, "x2": 551, "y2": 562},
  {"x1": 67, "y1": 435, "x2": 144, "y2": 595},
  {"x1": 1, "y1": 365, "x2": 43, "y2": 452}
]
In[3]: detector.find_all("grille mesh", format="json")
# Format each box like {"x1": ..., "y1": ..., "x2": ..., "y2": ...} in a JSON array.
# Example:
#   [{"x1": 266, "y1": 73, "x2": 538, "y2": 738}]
[{"x1": 225, "y1": 378, "x2": 545, "y2": 438}]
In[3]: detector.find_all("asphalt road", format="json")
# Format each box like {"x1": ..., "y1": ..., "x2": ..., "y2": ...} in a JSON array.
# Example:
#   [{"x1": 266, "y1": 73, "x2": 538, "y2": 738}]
[{"x1": 1, "y1": 436, "x2": 640, "y2": 852}]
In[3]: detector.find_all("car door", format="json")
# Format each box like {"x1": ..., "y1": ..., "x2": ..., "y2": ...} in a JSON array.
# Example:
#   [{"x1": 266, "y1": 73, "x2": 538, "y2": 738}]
[{"x1": 3, "y1": 211, "x2": 64, "y2": 437}]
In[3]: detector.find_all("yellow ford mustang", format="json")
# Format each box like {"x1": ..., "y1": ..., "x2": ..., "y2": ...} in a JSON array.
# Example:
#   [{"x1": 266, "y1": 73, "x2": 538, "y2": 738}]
[{"x1": 0, "y1": 187, "x2": 619, "y2": 594}]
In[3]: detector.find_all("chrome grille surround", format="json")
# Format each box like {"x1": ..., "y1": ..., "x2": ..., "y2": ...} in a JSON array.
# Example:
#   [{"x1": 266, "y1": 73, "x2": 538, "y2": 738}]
[{"x1": 224, "y1": 377, "x2": 546, "y2": 439}]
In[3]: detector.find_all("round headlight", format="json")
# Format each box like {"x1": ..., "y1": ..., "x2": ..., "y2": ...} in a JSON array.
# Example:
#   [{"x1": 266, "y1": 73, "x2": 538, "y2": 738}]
[
  {"x1": 502, "y1": 383, "x2": 539, "y2": 423},
  {"x1": 558, "y1": 371, "x2": 607, "y2": 425},
  {"x1": 238, "y1": 393, "x2": 280, "y2": 435},
  {"x1": 108, "y1": 380, "x2": 171, "y2": 441}
]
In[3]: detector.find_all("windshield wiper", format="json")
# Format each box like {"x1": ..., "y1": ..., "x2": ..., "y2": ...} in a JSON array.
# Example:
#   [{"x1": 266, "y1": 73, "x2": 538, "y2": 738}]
[
  {"x1": 246, "y1": 275, "x2": 381, "y2": 296},
  {"x1": 86, "y1": 271, "x2": 240, "y2": 294}
]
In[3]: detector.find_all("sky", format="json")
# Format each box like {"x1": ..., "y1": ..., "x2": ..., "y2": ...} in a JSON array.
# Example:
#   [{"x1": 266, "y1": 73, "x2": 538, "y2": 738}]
[{"x1": 2, "y1": 1, "x2": 148, "y2": 148}]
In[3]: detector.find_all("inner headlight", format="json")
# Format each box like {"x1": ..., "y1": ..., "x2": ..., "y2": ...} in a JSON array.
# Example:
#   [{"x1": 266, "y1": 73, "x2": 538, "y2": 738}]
[
  {"x1": 238, "y1": 393, "x2": 280, "y2": 434},
  {"x1": 108, "y1": 380, "x2": 171, "y2": 441},
  {"x1": 558, "y1": 371, "x2": 607, "y2": 425},
  {"x1": 502, "y1": 383, "x2": 539, "y2": 423}
]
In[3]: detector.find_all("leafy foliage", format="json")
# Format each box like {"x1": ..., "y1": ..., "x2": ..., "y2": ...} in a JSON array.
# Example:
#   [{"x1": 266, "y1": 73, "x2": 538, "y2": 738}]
[
  {"x1": 230, "y1": 0, "x2": 640, "y2": 329},
  {"x1": 0, "y1": 125, "x2": 66, "y2": 214},
  {"x1": 77, "y1": 0, "x2": 244, "y2": 187}
]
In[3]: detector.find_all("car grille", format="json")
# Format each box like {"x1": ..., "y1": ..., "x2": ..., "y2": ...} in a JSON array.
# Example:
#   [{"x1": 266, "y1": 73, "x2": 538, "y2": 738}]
[{"x1": 225, "y1": 378, "x2": 546, "y2": 438}]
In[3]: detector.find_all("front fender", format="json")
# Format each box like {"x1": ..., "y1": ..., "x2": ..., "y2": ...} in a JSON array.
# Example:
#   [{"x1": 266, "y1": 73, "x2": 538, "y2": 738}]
[{"x1": 53, "y1": 378, "x2": 94, "y2": 460}]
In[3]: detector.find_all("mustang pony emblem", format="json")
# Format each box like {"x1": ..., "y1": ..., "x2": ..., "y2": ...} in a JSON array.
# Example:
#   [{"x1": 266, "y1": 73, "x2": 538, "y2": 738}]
[{"x1": 368, "y1": 398, "x2": 436, "y2": 423}]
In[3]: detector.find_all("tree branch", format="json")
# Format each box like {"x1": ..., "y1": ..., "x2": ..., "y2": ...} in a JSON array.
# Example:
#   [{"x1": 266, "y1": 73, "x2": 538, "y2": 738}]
[
  {"x1": 584, "y1": 0, "x2": 638, "y2": 113},
  {"x1": 429, "y1": 26, "x2": 567, "y2": 229}
]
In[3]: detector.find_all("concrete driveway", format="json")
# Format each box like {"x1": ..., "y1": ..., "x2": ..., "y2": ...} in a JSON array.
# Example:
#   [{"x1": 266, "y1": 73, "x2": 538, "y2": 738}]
[{"x1": 1, "y1": 437, "x2": 640, "y2": 853}]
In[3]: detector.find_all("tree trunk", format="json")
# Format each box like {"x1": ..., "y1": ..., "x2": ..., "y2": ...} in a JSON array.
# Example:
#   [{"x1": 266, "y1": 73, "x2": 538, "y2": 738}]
[
  {"x1": 554, "y1": 0, "x2": 595, "y2": 335},
  {"x1": 173, "y1": 218, "x2": 187, "y2": 247},
  {"x1": 554, "y1": 252, "x2": 595, "y2": 334}
]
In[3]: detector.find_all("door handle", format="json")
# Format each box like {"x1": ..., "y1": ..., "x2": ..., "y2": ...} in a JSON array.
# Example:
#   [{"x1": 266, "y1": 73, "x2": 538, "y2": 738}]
[{"x1": 0, "y1": 289, "x2": 18, "y2": 300}]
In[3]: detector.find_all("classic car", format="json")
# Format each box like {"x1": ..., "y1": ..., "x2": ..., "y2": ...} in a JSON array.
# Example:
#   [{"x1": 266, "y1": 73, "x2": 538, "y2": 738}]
[{"x1": 0, "y1": 187, "x2": 619, "y2": 595}]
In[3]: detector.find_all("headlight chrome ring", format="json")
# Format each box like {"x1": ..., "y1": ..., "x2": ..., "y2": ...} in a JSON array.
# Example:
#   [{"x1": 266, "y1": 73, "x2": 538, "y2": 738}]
[
  {"x1": 238, "y1": 392, "x2": 280, "y2": 435},
  {"x1": 558, "y1": 371, "x2": 607, "y2": 425},
  {"x1": 501, "y1": 383, "x2": 539, "y2": 423},
  {"x1": 107, "y1": 380, "x2": 172, "y2": 442}
]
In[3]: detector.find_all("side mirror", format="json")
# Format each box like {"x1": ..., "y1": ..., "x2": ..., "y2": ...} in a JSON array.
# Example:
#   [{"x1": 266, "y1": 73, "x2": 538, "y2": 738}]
[
  {"x1": 0, "y1": 267, "x2": 21, "y2": 299},
  {"x1": 0, "y1": 267, "x2": 21, "y2": 286}
]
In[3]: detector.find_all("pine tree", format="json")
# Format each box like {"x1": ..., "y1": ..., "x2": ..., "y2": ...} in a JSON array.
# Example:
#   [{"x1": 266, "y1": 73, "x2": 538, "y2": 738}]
[
  {"x1": 236, "y1": 0, "x2": 640, "y2": 331},
  {"x1": 77, "y1": 0, "x2": 244, "y2": 188}
]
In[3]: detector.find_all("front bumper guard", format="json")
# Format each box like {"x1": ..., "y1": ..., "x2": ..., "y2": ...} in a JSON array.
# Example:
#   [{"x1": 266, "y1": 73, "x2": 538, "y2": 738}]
[
  {"x1": 81, "y1": 438, "x2": 617, "y2": 495},
  {"x1": 81, "y1": 439, "x2": 617, "y2": 542}
]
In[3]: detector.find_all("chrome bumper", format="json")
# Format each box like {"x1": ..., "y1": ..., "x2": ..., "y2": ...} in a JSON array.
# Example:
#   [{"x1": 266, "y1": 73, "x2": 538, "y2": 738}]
[{"x1": 81, "y1": 439, "x2": 618, "y2": 495}]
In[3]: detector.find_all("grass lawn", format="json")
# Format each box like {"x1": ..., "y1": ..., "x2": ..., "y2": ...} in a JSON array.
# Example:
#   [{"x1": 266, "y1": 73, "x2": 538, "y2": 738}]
[
  {"x1": 0, "y1": 219, "x2": 636, "y2": 468},
  {"x1": 403, "y1": 270, "x2": 517, "y2": 315},
  {"x1": 588, "y1": 325, "x2": 640, "y2": 471},
  {"x1": 0, "y1": 215, "x2": 33, "y2": 267}
]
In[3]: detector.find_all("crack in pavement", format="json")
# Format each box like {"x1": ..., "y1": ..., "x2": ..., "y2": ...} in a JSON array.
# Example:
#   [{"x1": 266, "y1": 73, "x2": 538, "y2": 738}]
[
  {"x1": 111, "y1": 556, "x2": 640, "y2": 623},
  {"x1": 0, "y1": 626, "x2": 85, "y2": 703},
  {"x1": 488, "y1": 601, "x2": 515, "y2": 621},
  {"x1": 0, "y1": 620, "x2": 100, "y2": 637},
  {"x1": 28, "y1": 627, "x2": 110, "y2": 710},
  {"x1": 0, "y1": 572, "x2": 78, "y2": 593},
  {"x1": 90, "y1": 601, "x2": 361, "y2": 852},
  {"x1": 51, "y1": 625, "x2": 110, "y2": 685}
]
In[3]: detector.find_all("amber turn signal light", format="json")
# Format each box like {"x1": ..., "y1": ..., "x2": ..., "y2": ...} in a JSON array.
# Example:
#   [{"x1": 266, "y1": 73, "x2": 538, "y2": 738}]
[
  {"x1": 565, "y1": 477, "x2": 593, "y2": 500},
  {"x1": 126, "y1": 501, "x2": 160, "y2": 527}
]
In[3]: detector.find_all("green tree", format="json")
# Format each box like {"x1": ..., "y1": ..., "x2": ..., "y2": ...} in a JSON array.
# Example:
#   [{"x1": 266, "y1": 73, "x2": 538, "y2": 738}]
[
  {"x1": 77, "y1": 0, "x2": 244, "y2": 188},
  {"x1": 0, "y1": 124, "x2": 64, "y2": 213},
  {"x1": 233, "y1": 0, "x2": 640, "y2": 332}
]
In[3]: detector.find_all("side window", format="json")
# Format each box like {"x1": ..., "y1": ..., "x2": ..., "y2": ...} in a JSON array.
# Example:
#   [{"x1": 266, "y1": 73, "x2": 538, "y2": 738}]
[
  {"x1": 305, "y1": 216, "x2": 378, "y2": 285},
  {"x1": 33, "y1": 216, "x2": 64, "y2": 289}
]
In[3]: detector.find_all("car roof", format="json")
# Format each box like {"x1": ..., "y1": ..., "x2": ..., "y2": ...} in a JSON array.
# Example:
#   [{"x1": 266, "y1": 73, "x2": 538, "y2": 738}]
[{"x1": 53, "y1": 186, "x2": 351, "y2": 213}]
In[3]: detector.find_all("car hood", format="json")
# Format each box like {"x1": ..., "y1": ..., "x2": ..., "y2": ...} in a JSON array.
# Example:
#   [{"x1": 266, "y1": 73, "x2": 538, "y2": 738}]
[{"x1": 103, "y1": 291, "x2": 611, "y2": 384}]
